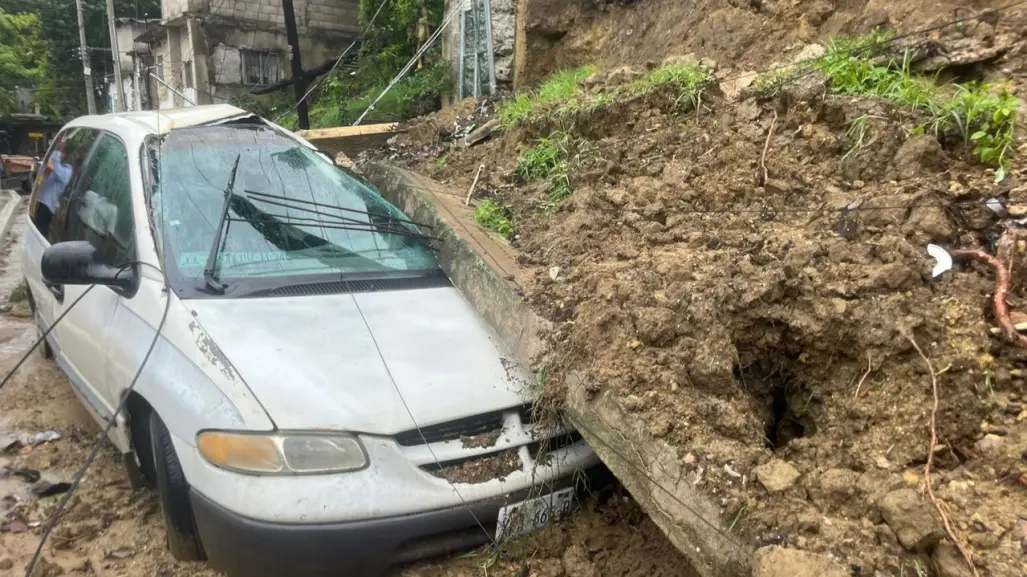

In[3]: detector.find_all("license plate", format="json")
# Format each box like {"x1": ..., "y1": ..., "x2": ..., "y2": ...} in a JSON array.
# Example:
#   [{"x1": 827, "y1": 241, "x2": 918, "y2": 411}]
[{"x1": 495, "y1": 487, "x2": 576, "y2": 542}]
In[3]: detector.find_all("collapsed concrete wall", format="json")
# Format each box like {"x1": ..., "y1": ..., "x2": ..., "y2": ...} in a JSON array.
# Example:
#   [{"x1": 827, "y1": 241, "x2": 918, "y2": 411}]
[{"x1": 361, "y1": 162, "x2": 753, "y2": 577}]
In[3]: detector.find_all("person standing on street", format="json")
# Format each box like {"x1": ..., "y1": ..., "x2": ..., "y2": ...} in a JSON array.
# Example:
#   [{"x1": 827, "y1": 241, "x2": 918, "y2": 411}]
[{"x1": 34, "y1": 140, "x2": 75, "y2": 239}]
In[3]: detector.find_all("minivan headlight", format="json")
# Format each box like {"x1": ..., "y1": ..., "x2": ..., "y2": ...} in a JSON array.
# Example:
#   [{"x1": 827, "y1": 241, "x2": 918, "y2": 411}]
[{"x1": 197, "y1": 431, "x2": 368, "y2": 475}]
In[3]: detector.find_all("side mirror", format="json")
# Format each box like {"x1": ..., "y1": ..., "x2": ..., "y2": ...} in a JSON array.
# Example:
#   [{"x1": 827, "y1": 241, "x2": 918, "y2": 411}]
[{"x1": 41, "y1": 241, "x2": 138, "y2": 295}]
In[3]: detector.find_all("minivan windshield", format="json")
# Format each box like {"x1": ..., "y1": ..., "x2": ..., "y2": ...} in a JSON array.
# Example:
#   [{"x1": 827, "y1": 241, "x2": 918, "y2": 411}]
[{"x1": 148, "y1": 123, "x2": 440, "y2": 294}]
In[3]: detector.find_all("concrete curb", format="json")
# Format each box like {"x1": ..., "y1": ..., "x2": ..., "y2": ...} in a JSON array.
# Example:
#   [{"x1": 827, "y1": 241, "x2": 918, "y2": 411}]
[{"x1": 0, "y1": 190, "x2": 24, "y2": 252}]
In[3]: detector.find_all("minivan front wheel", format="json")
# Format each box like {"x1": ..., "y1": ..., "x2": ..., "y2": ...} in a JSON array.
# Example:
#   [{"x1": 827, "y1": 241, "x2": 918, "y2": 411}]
[
  {"x1": 26, "y1": 286, "x2": 53, "y2": 361},
  {"x1": 149, "y1": 412, "x2": 206, "y2": 561}
]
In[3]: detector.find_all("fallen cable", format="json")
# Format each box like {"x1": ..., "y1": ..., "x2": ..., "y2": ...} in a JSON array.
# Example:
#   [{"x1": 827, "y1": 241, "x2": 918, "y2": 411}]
[
  {"x1": 23, "y1": 262, "x2": 171, "y2": 577},
  {"x1": 902, "y1": 330, "x2": 978, "y2": 577},
  {"x1": 0, "y1": 285, "x2": 96, "y2": 393}
]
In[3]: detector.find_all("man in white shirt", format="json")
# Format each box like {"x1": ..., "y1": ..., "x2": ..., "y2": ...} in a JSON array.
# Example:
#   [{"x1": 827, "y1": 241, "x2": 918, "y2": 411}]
[{"x1": 34, "y1": 144, "x2": 76, "y2": 238}]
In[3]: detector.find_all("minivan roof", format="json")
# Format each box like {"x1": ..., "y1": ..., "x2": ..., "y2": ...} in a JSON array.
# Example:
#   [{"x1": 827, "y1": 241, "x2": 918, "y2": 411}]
[{"x1": 67, "y1": 104, "x2": 253, "y2": 137}]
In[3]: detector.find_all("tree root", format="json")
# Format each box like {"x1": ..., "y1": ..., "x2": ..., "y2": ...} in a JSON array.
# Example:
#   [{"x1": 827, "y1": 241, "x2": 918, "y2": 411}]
[
  {"x1": 903, "y1": 331, "x2": 979, "y2": 577},
  {"x1": 951, "y1": 228, "x2": 1027, "y2": 349}
]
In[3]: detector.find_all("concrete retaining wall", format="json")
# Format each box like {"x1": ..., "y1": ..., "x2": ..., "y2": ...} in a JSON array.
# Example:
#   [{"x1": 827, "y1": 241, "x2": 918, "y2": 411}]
[{"x1": 361, "y1": 162, "x2": 754, "y2": 577}]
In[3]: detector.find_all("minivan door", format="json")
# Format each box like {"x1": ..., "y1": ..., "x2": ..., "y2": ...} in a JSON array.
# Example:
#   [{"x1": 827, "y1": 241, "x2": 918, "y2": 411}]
[
  {"x1": 49, "y1": 133, "x2": 135, "y2": 423},
  {"x1": 23, "y1": 128, "x2": 98, "y2": 352}
]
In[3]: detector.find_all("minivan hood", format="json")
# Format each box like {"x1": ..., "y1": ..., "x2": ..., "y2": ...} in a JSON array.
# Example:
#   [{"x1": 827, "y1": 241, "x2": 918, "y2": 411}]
[{"x1": 187, "y1": 287, "x2": 530, "y2": 435}]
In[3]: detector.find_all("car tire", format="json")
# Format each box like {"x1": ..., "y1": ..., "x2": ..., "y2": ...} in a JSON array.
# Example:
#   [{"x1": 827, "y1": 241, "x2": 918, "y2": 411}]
[
  {"x1": 36, "y1": 325, "x2": 53, "y2": 361},
  {"x1": 26, "y1": 287, "x2": 53, "y2": 361},
  {"x1": 149, "y1": 412, "x2": 206, "y2": 562},
  {"x1": 127, "y1": 400, "x2": 156, "y2": 489}
]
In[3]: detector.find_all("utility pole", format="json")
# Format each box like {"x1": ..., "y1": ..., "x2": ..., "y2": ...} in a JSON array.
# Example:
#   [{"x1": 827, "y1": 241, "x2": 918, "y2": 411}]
[
  {"x1": 106, "y1": 0, "x2": 125, "y2": 112},
  {"x1": 281, "y1": 0, "x2": 309, "y2": 129},
  {"x1": 75, "y1": 0, "x2": 96, "y2": 115}
]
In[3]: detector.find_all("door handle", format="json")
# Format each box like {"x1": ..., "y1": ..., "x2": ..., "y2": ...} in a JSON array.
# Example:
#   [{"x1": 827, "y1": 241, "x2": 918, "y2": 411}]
[{"x1": 44, "y1": 281, "x2": 64, "y2": 303}]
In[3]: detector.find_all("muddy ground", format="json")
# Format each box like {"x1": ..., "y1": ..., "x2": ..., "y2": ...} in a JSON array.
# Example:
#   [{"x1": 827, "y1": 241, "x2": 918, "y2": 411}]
[
  {"x1": 372, "y1": 1, "x2": 1027, "y2": 575},
  {"x1": 0, "y1": 206, "x2": 692, "y2": 576}
]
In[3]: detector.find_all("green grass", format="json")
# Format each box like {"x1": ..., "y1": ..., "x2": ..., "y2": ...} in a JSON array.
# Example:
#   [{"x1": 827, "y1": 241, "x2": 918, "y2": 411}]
[
  {"x1": 303, "y1": 59, "x2": 453, "y2": 130},
  {"x1": 474, "y1": 199, "x2": 514, "y2": 240},
  {"x1": 498, "y1": 65, "x2": 598, "y2": 128},
  {"x1": 431, "y1": 153, "x2": 449, "y2": 174},
  {"x1": 516, "y1": 133, "x2": 570, "y2": 181},
  {"x1": 620, "y1": 60, "x2": 712, "y2": 108},
  {"x1": 841, "y1": 114, "x2": 877, "y2": 165},
  {"x1": 515, "y1": 132, "x2": 599, "y2": 207},
  {"x1": 498, "y1": 61, "x2": 712, "y2": 130},
  {"x1": 815, "y1": 31, "x2": 1020, "y2": 181}
]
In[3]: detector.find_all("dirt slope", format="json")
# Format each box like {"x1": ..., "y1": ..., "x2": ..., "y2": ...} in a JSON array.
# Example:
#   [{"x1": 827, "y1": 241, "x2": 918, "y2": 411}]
[
  {"x1": 519, "y1": 0, "x2": 1027, "y2": 91},
  {"x1": 373, "y1": 1, "x2": 1027, "y2": 575}
]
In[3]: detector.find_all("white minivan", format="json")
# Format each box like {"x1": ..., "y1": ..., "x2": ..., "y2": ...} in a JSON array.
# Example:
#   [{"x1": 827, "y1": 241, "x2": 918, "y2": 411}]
[{"x1": 20, "y1": 105, "x2": 600, "y2": 576}]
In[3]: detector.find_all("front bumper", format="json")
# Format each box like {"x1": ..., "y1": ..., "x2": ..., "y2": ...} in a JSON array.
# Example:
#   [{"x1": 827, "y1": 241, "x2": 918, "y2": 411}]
[{"x1": 191, "y1": 466, "x2": 612, "y2": 577}]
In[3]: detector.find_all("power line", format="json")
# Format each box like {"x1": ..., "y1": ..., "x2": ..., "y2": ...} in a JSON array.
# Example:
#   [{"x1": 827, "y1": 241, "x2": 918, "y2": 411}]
[
  {"x1": 270, "y1": 0, "x2": 390, "y2": 123},
  {"x1": 353, "y1": 0, "x2": 464, "y2": 126}
]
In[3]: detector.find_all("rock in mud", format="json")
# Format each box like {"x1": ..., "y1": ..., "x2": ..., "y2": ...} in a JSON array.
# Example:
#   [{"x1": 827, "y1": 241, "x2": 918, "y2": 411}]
[
  {"x1": 0, "y1": 558, "x2": 13, "y2": 570},
  {"x1": 752, "y1": 546, "x2": 848, "y2": 577},
  {"x1": 754, "y1": 459, "x2": 801, "y2": 492},
  {"x1": 605, "y1": 65, "x2": 643, "y2": 87},
  {"x1": 932, "y1": 542, "x2": 973, "y2": 577},
  {"x1": 530, "y1": 558, "x2": 566, "y2": 577},
  {"x1": 719, "y1": 71, "x2": 757, "y2": 101},
  {"x1": 878, "y1": 488, "x2": 945, "y2": 552},
  {"x1": 561, "y1": 544, "x2": 598, "y2": 577},
  {"x1": 819, "y1": 468, "x2": 858, "y2": 496},
  {"x1": 892, "y1": 136, "x2": 945, "y2": 179},
  {"x1": 28, "y1": 556, "x2": 64, "y2": 577},
  {"x1": 975, "y1": 433, "x2": 1003, "y2": 453},
  {"x1": 632, "y1": 306, "x2": 678, "y2": 346}
]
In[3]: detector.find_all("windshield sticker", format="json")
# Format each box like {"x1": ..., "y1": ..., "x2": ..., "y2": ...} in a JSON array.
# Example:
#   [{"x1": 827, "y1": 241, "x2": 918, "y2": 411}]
[{"x1": 178, "y1": 251, "x2": 290, "y2": 270}]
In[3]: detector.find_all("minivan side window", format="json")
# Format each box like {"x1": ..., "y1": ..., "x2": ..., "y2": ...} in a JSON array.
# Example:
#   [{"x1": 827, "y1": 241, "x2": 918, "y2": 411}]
[
  {"x1": 63, "y1": 134, "x2": 136, "y2": 267},
  {"x1": 29, "y1": 128, "x2": 99, "y2": 244}
]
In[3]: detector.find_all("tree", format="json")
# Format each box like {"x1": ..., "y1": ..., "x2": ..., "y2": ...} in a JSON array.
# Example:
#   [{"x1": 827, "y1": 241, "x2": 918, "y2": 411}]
[
  {"x1": 0, "y1": 9, "x2": 48, "y2": 116},
  {"x1": 0, "y1": 0, "x2": 159, "y2": 119}
]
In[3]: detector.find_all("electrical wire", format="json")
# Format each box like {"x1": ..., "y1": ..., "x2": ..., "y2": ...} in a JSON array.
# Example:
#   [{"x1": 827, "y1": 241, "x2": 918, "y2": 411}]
[
  {"x1": 337, "y1": 277, "x2": 507, "y2": 553},
  {"x1": 351, "y1": 0, "x2": 1027, "y2": 128},
  {"x1": 0, "y1": 285, "x2": 97, "y2": 393},
  {"x1": 22, "y1": 261, "x2": 172, "y2": 577},
  {"x1": 383, "y1": 173, "x2": 1027, "y2": 216},
  {"x1": 270, "y1": 0, "x2": 391, "y2": 124},
  {"x1": 353, "y1": 0, "x2": 466, "y2": 126}
]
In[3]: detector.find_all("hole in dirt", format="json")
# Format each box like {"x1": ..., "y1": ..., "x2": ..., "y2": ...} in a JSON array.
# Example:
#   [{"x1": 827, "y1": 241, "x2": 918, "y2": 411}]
[{"x1": 734, "y1": 345, "x2": 817, "y2": 450}]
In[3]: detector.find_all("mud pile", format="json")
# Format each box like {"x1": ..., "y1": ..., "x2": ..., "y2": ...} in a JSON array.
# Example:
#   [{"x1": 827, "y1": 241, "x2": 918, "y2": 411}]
[
  {"x1": 517, "y1": 0, "x2": 1027, "y2": 91},
  {"x1": 372, "y1": 9, "x2": 1027, "y2": 576}
]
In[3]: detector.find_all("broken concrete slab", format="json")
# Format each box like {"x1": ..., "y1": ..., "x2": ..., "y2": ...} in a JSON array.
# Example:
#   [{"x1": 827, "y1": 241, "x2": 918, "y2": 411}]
[
  {"x1": 360, "y1": 162, "x2": 753, "y2": 577},
  {"x1": 361, "y1": 163, "x2": 546, "y2": 364}
]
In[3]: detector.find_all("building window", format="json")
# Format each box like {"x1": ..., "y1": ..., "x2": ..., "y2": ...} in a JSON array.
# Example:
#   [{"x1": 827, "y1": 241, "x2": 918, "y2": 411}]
[
  {"x1": 240, "y1": 50, "x2": 282, "y2": 86},
  {"x1": 183, "y1": 61, "x2": 194, "y2": 89}
]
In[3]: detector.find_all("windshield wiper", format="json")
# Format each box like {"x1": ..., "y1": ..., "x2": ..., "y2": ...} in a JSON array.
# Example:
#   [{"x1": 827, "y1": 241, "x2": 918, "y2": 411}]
[
  {"x1": 203, "y1": 154, "x2": 242, "y2": 294},
  {"x1": 243, "y1": 190, "x2": 436, "y2": 241}
]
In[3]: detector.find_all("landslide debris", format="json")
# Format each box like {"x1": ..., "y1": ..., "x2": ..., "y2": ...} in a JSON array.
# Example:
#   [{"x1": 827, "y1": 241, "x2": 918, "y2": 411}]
[{"x1": 367, "y1": 13, "x2": 1027, "y2": 576}]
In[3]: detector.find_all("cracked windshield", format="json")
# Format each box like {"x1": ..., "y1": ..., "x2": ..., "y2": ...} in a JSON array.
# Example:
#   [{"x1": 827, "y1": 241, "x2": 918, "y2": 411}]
[{"x1": 150, "y1": 124, "x2": 438, "y2": 282}]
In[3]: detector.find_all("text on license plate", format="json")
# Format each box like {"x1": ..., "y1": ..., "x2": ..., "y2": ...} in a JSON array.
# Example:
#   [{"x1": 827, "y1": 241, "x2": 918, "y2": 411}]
[{"x1": 495, "y1": 487, "x2": 576, "y2": 542}]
